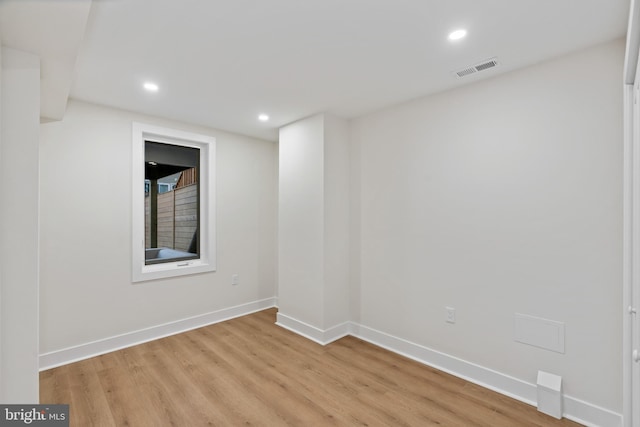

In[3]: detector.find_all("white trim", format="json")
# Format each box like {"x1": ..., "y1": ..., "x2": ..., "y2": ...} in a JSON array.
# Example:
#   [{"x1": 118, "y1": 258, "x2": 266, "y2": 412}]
[
  {"x1": 275, "y1": 313, "x2": 352, "y2": 345},
  {"x1": 39, "y1": 298, "x2": 276, "y2": 371},
  {"x1": 352, "y1": 323, "x2": 536, "y2": 403},
  {"x1": 631, "y1": 69, "x2": 640, "y2": 427},
  {"x1": 131, "y1": 122, "x2": 217, "y2": 282},
  {"x1": 625, "y1": 0, "x2": 640, "y2": 84},
  {"x1": 276, "y1": 313, "x2": 324, "y2": 344},
  {"x1": 41, "y1": 302, "x2": 622, "y2": 426},
  {"x1": 277, "y1": 317, "x2": 621, "y2": 425},
  {"x1": 563, "y1": 397, "x2": 624, "y2": 427},
  {"x1": 349, "y1": 323, "x2": 622, "y2": 427},
  {"x1": 624, "y1": 3, "x2": 640, "y2": 424},
  {"x1": 623, "y1": 83, "x2": 634, "y2": 427}
]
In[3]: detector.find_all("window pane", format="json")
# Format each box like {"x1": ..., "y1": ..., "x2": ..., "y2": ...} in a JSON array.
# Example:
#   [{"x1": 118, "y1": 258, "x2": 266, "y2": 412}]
[{"x1": 144, "y1": 141, "x2": 200, "y2": 265}]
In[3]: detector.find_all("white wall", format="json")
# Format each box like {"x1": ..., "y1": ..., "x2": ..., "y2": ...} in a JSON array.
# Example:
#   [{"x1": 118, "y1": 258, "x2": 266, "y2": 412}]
[
  {"x1": 323, "y1": 115, "x2": 350, "y2": 328},
  {"x1": 0, "y1": 42, "x2": 3, "y2": 400},
  {"x1": 278, "y1": 115, "x2": 326, "y2": 327},
  {"x1": 350, "y1": 39, "x2": 623, "y2": 412},
  {"x1": 39, "y1": 100, "x2": 277, "y2": 355},
  {"x1": 349, "y1": 116, "x2": 362, "y2": 325},
  {"x1": 278, "y1": 114, "x2": 350, "y2": 333},
  {"x1": 0, "y1": 47, "x2": 41, "y2": 402}
]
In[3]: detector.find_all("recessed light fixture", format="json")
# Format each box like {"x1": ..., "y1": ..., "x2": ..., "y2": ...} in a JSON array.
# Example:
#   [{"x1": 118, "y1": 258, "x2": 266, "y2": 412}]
[
  {"x1": 448, "y1": 29, "x2": 467, "y2": 41},
  {"x1": 258, "y1": 114, "x2": 269, "y2": 122},
  {"x1": 143, "y1": 82, "x2": 159, "y2": 92}
]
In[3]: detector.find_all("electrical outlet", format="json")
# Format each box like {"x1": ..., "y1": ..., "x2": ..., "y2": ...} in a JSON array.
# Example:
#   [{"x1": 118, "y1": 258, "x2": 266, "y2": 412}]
[
  {"x1": 446, "y1": 306, "x2": 456, "y2": 324},
  {"x1": 232, "y1": 274, "x2": 239, "y2": 286}
]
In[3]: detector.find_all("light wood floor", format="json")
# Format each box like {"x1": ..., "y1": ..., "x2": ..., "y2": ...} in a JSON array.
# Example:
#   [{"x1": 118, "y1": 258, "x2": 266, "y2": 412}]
[{"x1": 40, "y1": 308, "x2": 581, "y2": 426}]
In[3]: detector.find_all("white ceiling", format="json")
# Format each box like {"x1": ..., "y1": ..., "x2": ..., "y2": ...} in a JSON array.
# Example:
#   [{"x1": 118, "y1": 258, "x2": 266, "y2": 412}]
[
  {"x1": 1, "y1": 1, "x2": 631, "y2": 141},
  {"x1": 0, "y1": 0, "x2": 91, "y2": 121}
]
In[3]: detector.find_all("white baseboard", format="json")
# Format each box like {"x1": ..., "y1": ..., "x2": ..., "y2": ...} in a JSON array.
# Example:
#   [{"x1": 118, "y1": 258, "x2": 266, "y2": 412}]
[
  {"x1": 563, "y1": 396, "x2": 623, "y2": 427},
  {"x1": 40, "y1": 301, "x2": 622, "y2": 427},
  {"x1": 275, "y1": 312, "x2": 351, "y2": 345},
  {"x1": 350, "y1": 323, "x2": 622, "y2": 427},
  {"x1": 39, "y1": 297, "x2": 277, "y2": 371}
]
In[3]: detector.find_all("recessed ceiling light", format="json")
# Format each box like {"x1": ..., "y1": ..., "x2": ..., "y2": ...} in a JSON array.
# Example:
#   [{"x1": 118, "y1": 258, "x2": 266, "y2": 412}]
[
  {"x1": 448, "y1": 29, "x2": 467, "y2": 41},
  {"x1": 258, "y1": 114, "x2": 269, "y2": 122},
  {"x1": 143, "y1": 82, "x2": 159, "y2": 92}
]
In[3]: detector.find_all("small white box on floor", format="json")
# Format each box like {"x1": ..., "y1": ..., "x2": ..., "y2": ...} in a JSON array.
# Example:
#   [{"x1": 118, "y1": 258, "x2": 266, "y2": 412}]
[{"x1": 536, "y1": 370, "x2": 562, "y2": 419}]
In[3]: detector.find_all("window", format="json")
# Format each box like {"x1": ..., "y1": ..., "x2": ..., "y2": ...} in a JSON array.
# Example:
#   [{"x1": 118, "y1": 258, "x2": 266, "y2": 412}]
[
  {"x1": 132, "y1": 123, "x2": 216, "y2": 282},
  {"x1": 144, "y1": 141, "x2": 199, "y2": 265}
]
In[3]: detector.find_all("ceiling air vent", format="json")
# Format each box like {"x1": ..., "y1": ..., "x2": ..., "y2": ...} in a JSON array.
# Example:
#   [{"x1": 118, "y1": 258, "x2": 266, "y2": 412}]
[{"x1": 454, "y1": 57, "x2": 499, "y2": 79}]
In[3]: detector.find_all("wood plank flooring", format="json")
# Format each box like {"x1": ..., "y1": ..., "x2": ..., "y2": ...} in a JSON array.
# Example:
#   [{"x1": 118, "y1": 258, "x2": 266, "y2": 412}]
[{"x1": 40, "y1": 309, "x2": 582, "y2": 426}]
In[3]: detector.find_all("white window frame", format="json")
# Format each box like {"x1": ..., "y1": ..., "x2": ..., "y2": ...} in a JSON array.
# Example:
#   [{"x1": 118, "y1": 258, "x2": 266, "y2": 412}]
[{"x1": 132, "y1": 122, "x2": 216, "y2": 282}]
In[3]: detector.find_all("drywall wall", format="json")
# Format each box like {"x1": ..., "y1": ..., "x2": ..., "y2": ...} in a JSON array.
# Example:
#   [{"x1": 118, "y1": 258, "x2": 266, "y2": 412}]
[
  {"x1": 349, "y1": 117, "x2": 362, "y2": 325},
  {"x1": 278, "y1": 114, "x2": 350, "y2": 333},
  {"x1": 323, "y1": 115, "x2": 350, "y2": 329},
  {"x1": 0, "y1": 41, "x2": 3, "y2": 401},
  {"x1": 0, "y1": 47, "x2": 40, "y2": 402},
  {"x1": 278, "y1": 115, "x2": 326, "y2": 328},
  {"x1": 0, "y1": 41, "x2": 3, "y2": 400},
  {"x1": 39, "y1": 100, "x2": 277, "y2": 355},
  {"x1": 350, "y1": 39, "x2": 623, "y2": 412}
]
